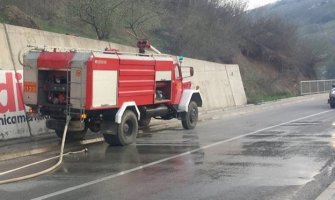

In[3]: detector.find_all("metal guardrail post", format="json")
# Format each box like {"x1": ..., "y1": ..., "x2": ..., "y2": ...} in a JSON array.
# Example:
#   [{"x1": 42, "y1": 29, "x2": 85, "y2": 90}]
[{"x1": 300, "y1": 79, "x2": 335, "y2": 96}]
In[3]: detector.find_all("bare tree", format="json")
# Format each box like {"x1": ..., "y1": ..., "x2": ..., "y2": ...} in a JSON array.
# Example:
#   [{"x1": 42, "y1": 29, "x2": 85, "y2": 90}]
[
  {"x1": 70, "y1": 0, "x2": 125, "y2": 40},
  {"x1": 120, "y1": 0, "x2": 161, "y2": 38},
  {"x1": 155, "y1": 0, "x2": 246, "y2": 62}
]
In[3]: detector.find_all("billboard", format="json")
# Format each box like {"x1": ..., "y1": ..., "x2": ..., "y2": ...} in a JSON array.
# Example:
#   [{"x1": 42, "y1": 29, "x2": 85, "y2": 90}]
[{"x1": 0, "y1": 70, "x2": 50, "y2": 140}]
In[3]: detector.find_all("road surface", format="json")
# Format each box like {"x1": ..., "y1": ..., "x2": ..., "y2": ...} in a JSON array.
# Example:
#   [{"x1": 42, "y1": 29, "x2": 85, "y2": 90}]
[{"x1": 0, "y1": 94, "x2": 334, "y2": 200}]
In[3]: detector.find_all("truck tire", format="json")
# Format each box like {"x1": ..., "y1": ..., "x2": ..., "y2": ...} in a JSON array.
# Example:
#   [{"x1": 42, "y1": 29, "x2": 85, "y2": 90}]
[
  {"x1": 138, "y1": 117, "x2": 151, "y2": 128},
  {"x1": 104, "y1": 110, "x2": 138, "y2": 146},
  {"x1": 181, "y1": 101, "x2": 198, "y2": 130},
  {"x1": 117, "y1": 110, "x2": 138, "y2": 145},
  {"x1": 55, "y1": 129, "x2": 86, "y2": 141},
  {"x1": 103, "y1": 123, "x2": 120, "y2": 146},
  {"x1": 331, "y1": 103, "x2": 335, "y2": 109}
]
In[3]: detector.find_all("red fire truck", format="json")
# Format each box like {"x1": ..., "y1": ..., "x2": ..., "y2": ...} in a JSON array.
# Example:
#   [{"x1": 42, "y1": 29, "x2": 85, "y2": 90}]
[{"x1": 22, "y1": 43, "x2": 202, "y2": 146}]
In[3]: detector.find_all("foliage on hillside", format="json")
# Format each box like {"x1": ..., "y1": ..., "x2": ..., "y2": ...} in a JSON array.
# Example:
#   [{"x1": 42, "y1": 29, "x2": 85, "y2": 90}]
[
  {"x1": 256, "y1": 0, "x2": 335, "y2": 79},
  {"x1": 0, "y1": 0, "x2": 322, "y2": 100},
  {"x1": 0, "y1": 5, "x2": 38, "y2": 29}
]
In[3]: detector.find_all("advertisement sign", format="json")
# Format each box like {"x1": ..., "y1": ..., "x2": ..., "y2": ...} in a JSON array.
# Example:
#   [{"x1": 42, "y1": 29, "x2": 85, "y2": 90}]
[{"x1": 0, "y1": 70, "x2": 50, "y2": 140}]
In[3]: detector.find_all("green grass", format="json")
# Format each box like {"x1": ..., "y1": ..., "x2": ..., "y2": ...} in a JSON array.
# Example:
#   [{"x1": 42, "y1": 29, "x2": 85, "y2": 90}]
[
  {"x1": 33, "y1": 17, "x2": 137, "y2": 46},
  {"x1": 0, "y1": 15, "x2": 7, "y2": 23},
  {"x1": 35, "y1": 18, "x2": 75, "y2": 34},
  {"x1": 33, "y1": 17, "x2": 98, "y2": 40},
  {"x1": 247, "y1": 92, "x2": 294, "y2": 105}
]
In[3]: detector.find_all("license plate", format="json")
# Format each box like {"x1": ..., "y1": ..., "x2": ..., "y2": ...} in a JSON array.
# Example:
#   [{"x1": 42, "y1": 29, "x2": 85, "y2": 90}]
[{"x1": 24, "y1": 82, "x2": 37, "y2": 93}]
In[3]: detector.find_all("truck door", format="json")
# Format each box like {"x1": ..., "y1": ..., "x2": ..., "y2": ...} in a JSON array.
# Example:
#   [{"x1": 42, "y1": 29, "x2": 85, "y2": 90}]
[{"x1": 172, "y1": 64, "x2": 183, "y2": 104}]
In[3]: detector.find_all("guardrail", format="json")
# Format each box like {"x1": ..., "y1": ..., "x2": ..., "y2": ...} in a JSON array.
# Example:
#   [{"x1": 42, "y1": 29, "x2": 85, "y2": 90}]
[{"x1": 301, "y1": 80, "x2": 335, "y2": 95}]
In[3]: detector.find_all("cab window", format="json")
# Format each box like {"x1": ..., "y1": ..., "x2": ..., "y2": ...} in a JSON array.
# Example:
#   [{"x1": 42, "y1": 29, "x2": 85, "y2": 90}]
[{"x1": 175, "y1": 65, "x2": 181, "y2": 79}]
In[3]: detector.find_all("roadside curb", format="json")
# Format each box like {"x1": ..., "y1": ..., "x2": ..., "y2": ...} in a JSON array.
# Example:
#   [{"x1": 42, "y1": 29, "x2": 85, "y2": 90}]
[
  {"x1": 0, "y1": 145, "x2": 57, "y2": 161},
  {"x1": 316, "y1": 182, "x2": 335, "y2": 200}
]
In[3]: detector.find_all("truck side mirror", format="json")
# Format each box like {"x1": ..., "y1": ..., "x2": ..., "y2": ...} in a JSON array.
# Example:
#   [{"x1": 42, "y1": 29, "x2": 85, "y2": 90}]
[
  {"x1": 190, "y1": 67, "x2": 194, "y2": 77},
  {"x1": 181, "y1": 66, "x2": 194, "y2": 78}
]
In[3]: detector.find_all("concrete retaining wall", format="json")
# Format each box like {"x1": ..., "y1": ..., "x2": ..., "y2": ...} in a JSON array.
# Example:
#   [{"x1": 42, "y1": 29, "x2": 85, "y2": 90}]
[
  {"x1": 0, "y1": 24, "x2": 12, "y2": 69},
  {"x1": 0, "y1": 24, "x2": 247, "y2": 140}
]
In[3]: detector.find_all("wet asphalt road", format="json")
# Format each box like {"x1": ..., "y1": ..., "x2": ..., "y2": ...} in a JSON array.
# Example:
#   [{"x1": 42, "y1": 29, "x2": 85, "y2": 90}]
[{"x1": 1, "y1": 94, "x2": 335, "y2": 200}]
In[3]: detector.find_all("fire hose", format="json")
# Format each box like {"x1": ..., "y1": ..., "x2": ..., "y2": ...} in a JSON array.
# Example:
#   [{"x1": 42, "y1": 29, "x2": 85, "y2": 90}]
[{"x1": 0, "y1": 116, "x2": 87, "y2": 184}]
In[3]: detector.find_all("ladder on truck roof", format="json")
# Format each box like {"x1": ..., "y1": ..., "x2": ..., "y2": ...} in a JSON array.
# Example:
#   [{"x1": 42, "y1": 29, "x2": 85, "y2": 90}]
[
  {"x1": 66, "y1": 64, "x2": 85, "y2": 120},
  {"x1": 26, "y1": 45, "x2": 172, "y2": 58}
]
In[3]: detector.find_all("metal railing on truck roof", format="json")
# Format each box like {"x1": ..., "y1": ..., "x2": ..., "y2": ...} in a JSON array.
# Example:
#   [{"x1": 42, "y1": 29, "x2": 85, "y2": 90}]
[
  {"x1": 18, "y1": 45, "x2": 180, "y2": 66},
  {"x1": 25, "y1": 45, "x2": 172, "y2": 57}
]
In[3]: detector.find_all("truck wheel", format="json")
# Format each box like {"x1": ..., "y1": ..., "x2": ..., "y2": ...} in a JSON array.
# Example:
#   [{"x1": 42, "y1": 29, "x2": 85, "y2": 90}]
[
  {"x1": 138, "y1": 117, "x2": 151, "y2": 128},
  {"x1": 103, "y1": 134, "x2": 120, "y2": 146},
  {"x1": 117, "y1": 110, "x2": 138, "y2": 145},
  {"x1": 55, "y1": 129, "x2": 86, "y2": 141},
  {"x1": 331, "y1": 103, "x2": 335, "y2": 109},
  {"x1": 103, "y1": 123, "x2": 120, "y2": 146},
  {"x1": 104, "y1": 110, "x2": 138, "y2": 146},
  {"x1": 181, "y1": 101, "x2": 198, "y2": 130}
]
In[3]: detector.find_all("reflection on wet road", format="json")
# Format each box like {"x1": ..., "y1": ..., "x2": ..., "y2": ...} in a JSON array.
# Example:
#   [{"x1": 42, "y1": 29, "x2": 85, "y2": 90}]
[{"x1": 1, "y1": 94, "x2": 335, "y2": 200}]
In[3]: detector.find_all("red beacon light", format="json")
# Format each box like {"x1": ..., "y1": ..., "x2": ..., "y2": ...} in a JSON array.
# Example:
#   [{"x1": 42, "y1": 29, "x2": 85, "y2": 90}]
[{"x1": 137, "y1": 40, "x2": 151, "y2": 54}]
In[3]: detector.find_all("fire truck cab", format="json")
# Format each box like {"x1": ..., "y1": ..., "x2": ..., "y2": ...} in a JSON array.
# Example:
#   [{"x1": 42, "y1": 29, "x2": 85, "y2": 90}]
[{"x1": 23, "y1": 46, "x2": 202, "y2": 146}]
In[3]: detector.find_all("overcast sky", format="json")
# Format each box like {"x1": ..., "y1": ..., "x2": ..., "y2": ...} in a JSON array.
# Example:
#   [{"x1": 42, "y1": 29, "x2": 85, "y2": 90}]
[{"x1": 247, "y1": 0, "x2": 279, "y2": 9}]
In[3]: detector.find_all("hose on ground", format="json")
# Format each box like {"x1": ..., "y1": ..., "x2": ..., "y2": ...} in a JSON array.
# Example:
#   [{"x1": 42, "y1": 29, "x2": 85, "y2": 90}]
[{"x1": 0, "y1": 116, "x2": 83, "y2": 184}]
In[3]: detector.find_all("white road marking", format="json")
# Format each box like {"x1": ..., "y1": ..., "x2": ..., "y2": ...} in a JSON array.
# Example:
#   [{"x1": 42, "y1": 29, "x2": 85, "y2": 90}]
[{"x1": 31, "y1": 110, "x2": 332, "y2": 200}]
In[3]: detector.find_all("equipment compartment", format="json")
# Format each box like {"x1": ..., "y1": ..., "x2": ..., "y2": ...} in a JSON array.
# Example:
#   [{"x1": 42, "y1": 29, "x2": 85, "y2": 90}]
[
  {"x1": 38, "y1": 70, "x2": 69, "y2": 106},
  {"x1": 155, "y1": 81, "x2": 171, "y2": 101}
]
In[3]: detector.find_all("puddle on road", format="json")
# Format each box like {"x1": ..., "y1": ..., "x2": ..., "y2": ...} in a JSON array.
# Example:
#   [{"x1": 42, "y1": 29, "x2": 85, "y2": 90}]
[
  {"x1": 246, "y1": 131, "x2": 285, "y2": 139},
  {"x1": 282, "y1": 134, "x2": 330, "y2": 138},
  {"x1": 188, "y1": 119, "x2": 335, "y2": 197},
  {"x1": 281, "y1": 121, "x2": 322, "y2": 127},
  {"x1": 242, "y1": 141, "x2": 288, "y2": 157}
]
